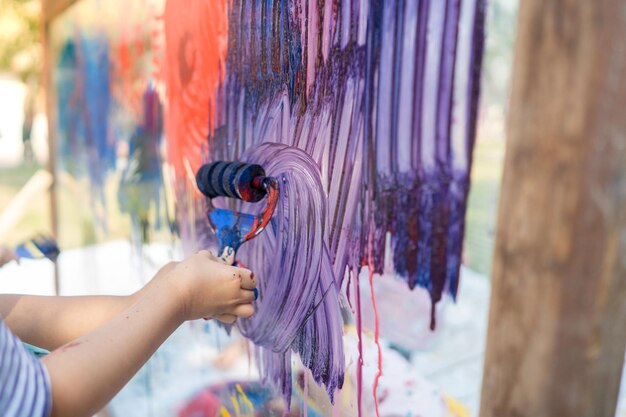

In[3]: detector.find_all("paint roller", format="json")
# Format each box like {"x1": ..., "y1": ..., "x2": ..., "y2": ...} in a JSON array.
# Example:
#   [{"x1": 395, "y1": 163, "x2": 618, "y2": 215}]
[{"x1": 195, "y1": 161, "x2": 279, "y2": 258}]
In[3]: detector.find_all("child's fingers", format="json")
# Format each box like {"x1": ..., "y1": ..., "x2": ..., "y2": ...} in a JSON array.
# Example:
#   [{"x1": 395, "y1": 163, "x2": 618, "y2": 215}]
[
  {"x1": 216, "y1": 314, "x2": 237, "y2": 324},
  {"x1": 238, "y1": 289, "x2": 256, "y2": 304},
  {"x1": 231, "y1": 303, "x2": 255, "y2": 319},
  {"x1": 238, "y1": 269, "x2": 256, "y2": 290}
]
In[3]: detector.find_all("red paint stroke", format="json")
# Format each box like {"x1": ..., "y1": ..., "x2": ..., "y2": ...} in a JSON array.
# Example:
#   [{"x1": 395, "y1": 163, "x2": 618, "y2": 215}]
[
  {"x1": 163, "y1": 0, "x2": 229, "y2": 179},
  {"x1": 368, "y1": 267, "x2": 383, "y2": 417},
  {"x1": 243, "y1": 180, "x2": 279, "y2": 241},
  {"x1": 112, "y1": 5, "x2": 161, "y2": 122}
]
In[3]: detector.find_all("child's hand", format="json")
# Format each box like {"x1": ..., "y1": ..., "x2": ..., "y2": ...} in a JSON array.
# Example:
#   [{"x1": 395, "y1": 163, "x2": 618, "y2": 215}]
[{"x1": 164, "y1": 250, "x2": 257, "y2": 322}]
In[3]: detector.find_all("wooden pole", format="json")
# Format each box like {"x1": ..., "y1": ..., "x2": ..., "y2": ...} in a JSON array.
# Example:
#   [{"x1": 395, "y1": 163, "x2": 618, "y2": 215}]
[
  {"x1": 42, "y1": 0, "x2": 77, "y2": 22},
  {"x1": 41, "y1": 0, "x2": 78, "y2": 294},
  {"x1": 479, "y1": 1, "x2": 626, "y2": 417}
]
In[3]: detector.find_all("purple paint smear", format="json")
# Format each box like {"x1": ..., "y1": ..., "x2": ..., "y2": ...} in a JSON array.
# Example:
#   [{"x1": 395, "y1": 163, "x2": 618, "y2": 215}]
[
  {"x1": 232, "y1": 144, "x2": 344, "y2": 402},
  {"x1": 169, "y1": 0, "x2": 486, "y2": 407}
]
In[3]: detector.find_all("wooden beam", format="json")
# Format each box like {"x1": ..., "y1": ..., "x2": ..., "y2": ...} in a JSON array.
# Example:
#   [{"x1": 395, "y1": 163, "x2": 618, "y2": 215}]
[
  {"x1": 41, "y1": 3, "x2": 64, "y2": 294},
  {"x1": 479, "y1": 1, "x2": 626, "y2": 417},
  {"x1": 42, "y1": 0, "x2": 77, "y2": 23}
]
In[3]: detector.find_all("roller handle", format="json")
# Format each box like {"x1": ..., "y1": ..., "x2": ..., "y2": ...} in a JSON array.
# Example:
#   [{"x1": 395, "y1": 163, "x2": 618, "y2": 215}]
[{"x1": 196, "y1": 161, "x2": 268, "y2": 203}]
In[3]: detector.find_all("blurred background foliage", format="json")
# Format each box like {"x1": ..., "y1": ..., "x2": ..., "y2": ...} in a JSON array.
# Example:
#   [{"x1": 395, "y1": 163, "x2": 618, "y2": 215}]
[
  {"x1": 463, "y1": 0, "x2": 517, "y2": 274},
  {"x1": 482, "y1": 0, "x2": 518, "y2": 108},
  {"x1": 0, "y1": 0, "x2": 45, "y2": 248},
  {"x1": 0, "y1": 0, "x2": 41, "y2": 82}
]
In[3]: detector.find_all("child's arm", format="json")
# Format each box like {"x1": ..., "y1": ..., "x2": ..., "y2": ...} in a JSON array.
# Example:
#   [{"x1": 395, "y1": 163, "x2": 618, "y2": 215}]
[
  {"x1": 0, "y1": 263, "x2": 175, "y2": 350},
  {"x1": 0, "y1": 294, "x2": 137, "y2": 350},
  {"x1": 42, "y1": 250, "x2": 256, "y2": 417}
]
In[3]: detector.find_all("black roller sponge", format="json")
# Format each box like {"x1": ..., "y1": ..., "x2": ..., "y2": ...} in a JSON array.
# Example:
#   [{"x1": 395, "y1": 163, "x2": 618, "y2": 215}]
[{"x1": 196, "y1": 161, "x2": 267, "y2": 203}]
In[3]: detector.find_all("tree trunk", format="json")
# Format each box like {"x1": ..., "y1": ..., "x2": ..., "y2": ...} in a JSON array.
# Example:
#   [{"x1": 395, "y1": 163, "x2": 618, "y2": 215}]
[{"x1": 480, "y1": 1, "x2": 626, "y2": 417}]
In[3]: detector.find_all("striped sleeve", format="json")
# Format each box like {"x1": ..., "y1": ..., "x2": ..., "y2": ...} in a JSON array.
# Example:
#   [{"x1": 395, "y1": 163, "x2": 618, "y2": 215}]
[{"x1": 0, "y1": 320, "x2": 52, "y2": 417}]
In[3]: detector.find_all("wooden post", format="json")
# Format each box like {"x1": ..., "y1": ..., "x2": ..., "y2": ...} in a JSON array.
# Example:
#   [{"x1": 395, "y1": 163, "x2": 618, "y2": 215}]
[
  {"x1": 479, "y1": 1, "x2": 626, "y2": 417},
  {"x1": 42, "y1": 0, "x2": 78, "y2": 294},
  {"x1": 42, "y1": 0, "x2": 77, "y2": 22}
]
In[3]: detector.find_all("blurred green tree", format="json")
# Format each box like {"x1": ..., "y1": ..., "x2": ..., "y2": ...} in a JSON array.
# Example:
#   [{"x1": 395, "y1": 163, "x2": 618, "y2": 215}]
[{"x1": 0, "y1": 0, "x2": 41, "y2": 82}]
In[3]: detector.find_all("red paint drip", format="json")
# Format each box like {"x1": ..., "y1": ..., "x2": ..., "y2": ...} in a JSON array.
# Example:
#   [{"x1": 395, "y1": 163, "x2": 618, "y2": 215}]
[
  {"x1": 353, "y1": 268, "x2": 363, "y2": 417},
  {"x1": 368, "y1": 267, "x2": 383, "y2": 417},
  {"x1": 243, "y1": 180, "x2": 279, "y2": 241}
]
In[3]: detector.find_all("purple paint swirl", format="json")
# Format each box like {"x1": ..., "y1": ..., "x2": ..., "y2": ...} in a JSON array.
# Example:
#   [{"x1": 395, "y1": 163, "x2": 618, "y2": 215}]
[{"x1": 230, "y1": 143, "x2": 345, "y2": 403}]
